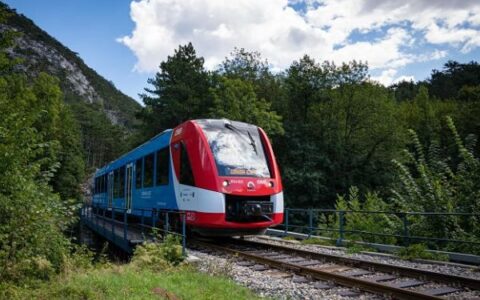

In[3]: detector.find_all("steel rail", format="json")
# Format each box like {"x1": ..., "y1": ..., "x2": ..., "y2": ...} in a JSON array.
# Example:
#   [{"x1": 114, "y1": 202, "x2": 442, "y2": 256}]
[
  {"x1": 233, "y1": 238, "x2": 480, "y2": 290},
  {"x1": 193, "y1": 240, "x2": 442, "y2": 300}
]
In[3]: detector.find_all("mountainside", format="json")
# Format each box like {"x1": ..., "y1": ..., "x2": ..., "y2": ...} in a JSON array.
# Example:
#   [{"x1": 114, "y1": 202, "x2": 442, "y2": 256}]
[{"x1": 0, "y1": 2, "x2": 140, "y2": 128}]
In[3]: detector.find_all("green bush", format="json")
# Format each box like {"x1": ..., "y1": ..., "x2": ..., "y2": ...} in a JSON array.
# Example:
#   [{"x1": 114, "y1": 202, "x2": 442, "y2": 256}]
[
  {"x1": 335, "y1": 187, "x2": 398, "y2": 245},
  {"x1": 396, "y1": 244, "x2": 448, "y2": 261},
  {"x1": 391, "y1": 117, "x2": 480, "y2": 254},
  {"x1": 132, "y1": 235, "x2": 184, "y2": 271},
  {"x1": 301, "y1": 237, "x2": 335, "y2": 246}
]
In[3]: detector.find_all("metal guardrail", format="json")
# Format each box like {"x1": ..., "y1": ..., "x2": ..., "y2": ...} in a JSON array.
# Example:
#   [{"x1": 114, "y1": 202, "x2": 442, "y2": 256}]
[
  {"x1": 80, "y1": 204, "x2": 187, "y2": 256},
  {"x1": 281, "y1": 208, "x2": 480, "y2": 254}
]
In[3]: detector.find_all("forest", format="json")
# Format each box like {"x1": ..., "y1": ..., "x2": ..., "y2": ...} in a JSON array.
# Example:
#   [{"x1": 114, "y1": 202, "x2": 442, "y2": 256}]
[
  {"x1": 1, "y1": 3, "x2": 480, "y2": 291},
  {"x1": 136, "y1": 44, "x2": 480, "y2": 211}
]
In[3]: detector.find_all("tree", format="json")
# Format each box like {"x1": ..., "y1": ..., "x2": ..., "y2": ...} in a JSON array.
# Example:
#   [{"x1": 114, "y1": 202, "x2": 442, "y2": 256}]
[
  {"x1": 428, "y1": 60, "x2": 480, "y2": 100},
  {"x1": 390, "y1": 117, "x2": 480, "y2": 253},
  {"x1": 139, "y1": 43, "x2": 212, "y2": 137},
  {"x1": 283, "y1": 55, "x2": 330, "y2": 123},
  {"x1": 209, "y1": 77, "x2": 283, "y2": 135},
  {"x1": 52, "y1": 105, "x2": 85, "y2": 200},
  {"x1": 278, "y1": 59, "x2": 387, "y2": 208},
  {"x1": 219, "y1": 48, "x2": 284, "y2": 106},
  {"x1": 69, "y1": 101, "x2": 127, "y2": 169},
  {"x1": 389, "y1": 80, "x2": 419, "y2": 102},
  {"x1": 312, "y1": 82, "x2": 402, "y2": 202},
  {"x1": 0, "y1": 9, "x2": 77, "y2": 282}
]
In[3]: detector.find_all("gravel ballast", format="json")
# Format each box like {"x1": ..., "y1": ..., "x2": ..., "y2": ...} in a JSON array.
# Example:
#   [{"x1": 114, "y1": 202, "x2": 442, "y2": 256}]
[
  {"x1": 189, "y1": 248, "x2": 379, "y2": 299},
  {"x1": 188, "y1": 235, "x2": 480, "y2": 299},
  {"x1": 249, "y1": 235, "x2": 480, "y2": 280}
]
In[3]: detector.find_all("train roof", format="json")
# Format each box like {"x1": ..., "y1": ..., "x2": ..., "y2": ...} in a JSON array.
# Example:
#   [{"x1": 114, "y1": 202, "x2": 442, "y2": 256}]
[
  {"x1": 95, "y1": 129, "x2": 172, "y2": 177},
  {"x1": 94, "y1": 119, "x2": 261, "y2": 177}
]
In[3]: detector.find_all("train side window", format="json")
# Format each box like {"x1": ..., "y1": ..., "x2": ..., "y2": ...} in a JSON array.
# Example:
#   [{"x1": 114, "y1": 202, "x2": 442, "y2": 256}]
[
  {"x1": 135, "y1": 159, "x2": 142, "y2": 189},
  {"x1": 144, "y1": 153, "x2": 154, "y2": 188},
  {"x1": 113, "y1": 169, "x2": 120, "y2": 198},
  {"x1": 98, "y1": 176, "x2": 101, "y2": 194},
  {"x1": 119, "y1": 166, "x2": 125, "y2": 198},
  {"x1": 103, "y1": 175, "x2": 107, "y2": 193},
  {"x1": 156, "y1": 148, "x2": 169, "y2": 186},
  {"x1": 180, "y1": 143, "x2": 195, "y2": 186},
  {"x1": 100, "y1": 175, "x2": 104, "y2": 193}
]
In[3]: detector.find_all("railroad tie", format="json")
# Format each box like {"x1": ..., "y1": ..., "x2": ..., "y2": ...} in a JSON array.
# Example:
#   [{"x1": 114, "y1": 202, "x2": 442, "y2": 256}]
[
  {"x1": 390, "y1": 279, "x2": 426, "y2": 288},
  {"x1": 420, "y1": 287, "x2": 462, "y2": 296}
]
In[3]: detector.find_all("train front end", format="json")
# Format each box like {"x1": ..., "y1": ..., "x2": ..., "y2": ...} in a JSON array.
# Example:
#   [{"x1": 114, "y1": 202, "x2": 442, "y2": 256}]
[{"x1": 171, "y1": 119, "x2": 283, "y2": 236}]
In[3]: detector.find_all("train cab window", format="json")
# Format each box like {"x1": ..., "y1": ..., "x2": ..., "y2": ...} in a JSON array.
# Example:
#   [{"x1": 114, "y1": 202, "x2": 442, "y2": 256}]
[
  {"x1": 113, "y1": 169, "x2": 120, "y2": 198},
  {"x1": 143, "y1": 153, "x2": 154, "y2": 188},
  {"x1": 119, "y1": 166, "x2": 125, "y2": 198},
  {"x1": 180, "y1": 143, "x2": 195, "y2": 186},
  {"x1": 156, "y1": 148, "x2": 169, "y2": 186},
  {"x1": 135, "y1": 159, "x2": 142, "y2": 189}
]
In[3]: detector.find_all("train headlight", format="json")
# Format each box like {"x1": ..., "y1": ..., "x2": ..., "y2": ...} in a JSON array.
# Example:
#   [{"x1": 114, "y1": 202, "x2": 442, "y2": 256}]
[
  {"x1": 222, "y1": 180, "x2": 230, "y2": 187},
  {"x1": 269, "y1": 181, "x2": 274, "y2": 188}
]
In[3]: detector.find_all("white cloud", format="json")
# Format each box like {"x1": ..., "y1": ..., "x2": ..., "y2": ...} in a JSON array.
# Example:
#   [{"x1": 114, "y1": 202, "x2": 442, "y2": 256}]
[
  {"x1": 371, "y1": 69, "x2": 415, "y2": 86},
  {"x1": 119, "y1": 0, "x2": 480, "y2": 79}
]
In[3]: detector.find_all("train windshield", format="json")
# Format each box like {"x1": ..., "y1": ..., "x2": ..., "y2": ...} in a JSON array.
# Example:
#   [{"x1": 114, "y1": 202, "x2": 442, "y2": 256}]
[{"x1": 198, "y1": 120, "x2": 271, "y2": 178}]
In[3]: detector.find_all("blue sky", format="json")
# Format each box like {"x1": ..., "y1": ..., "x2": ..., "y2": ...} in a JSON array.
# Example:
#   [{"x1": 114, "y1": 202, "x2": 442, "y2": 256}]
[
  {"x1": 4, "y1": 0, "x2": 149, "y2": 102},
  {"x1": 4, "y1": 1, "x2": 480, "y2": 104}
]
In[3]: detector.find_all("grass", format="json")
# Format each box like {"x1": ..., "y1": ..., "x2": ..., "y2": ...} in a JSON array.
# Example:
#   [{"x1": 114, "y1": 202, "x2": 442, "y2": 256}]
[
  {"x1": 396, "y1": 244, "x2": 449, "y2": 261},
  {"x1": 300, "y1": 237, "x2": 335, "y2": 246},
  {"x1": 2, "y1": 264, "x2": 262, "y2": 300},
  {"x1": 345, "y1": 244, "x2": 377, "y2": 254}
]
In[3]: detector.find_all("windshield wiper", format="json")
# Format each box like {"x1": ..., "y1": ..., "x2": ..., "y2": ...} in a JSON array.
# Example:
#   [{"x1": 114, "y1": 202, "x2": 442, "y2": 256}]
[
  {"x1": 225, "y1": 123, "x2": 258, "y2": 155},
  {"x1": 247, "y1": 131, "x2": 258, "y2": 155}
]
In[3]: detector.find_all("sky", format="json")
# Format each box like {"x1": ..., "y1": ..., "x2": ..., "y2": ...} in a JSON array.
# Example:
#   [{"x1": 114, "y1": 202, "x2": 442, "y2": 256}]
[{"x1": 4, "y1": 0, "x2": 480, "y2": 104}]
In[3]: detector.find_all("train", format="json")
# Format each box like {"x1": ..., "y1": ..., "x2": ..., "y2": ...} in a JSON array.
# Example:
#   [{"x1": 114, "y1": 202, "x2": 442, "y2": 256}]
[{"x1": 92, "y1": 119, "x2": 284, "y2": 236}]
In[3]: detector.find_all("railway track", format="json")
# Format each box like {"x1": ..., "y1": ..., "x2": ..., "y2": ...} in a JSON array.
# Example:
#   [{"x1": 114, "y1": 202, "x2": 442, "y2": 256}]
[{"x1": 191, "y1": 238, "x2": 480, "y2": 299}]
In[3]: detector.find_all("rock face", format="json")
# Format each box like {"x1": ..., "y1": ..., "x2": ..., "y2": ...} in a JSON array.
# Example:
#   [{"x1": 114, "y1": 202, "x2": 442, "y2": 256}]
[
  {"x1": 1, "y1": 3, "x2": 140, "y2": 128},
  {"x1": 12, "y1": 34, "x2": 101, "y2": 104}
]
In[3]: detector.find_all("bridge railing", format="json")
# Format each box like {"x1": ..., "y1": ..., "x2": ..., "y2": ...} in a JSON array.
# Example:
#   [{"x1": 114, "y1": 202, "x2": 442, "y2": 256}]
[
  {"x1": 81, "y1": 203, "x2": 187, "y2": 256},
  {"x1": 280, "y1": 208, "x2": 480, "y2": 255}
]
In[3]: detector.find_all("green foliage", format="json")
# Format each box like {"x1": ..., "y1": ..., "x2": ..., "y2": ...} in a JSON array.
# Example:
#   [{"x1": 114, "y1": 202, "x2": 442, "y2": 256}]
[
  {"x1": 139, "y1": 43, "x2": 212, "y2": 137},
  {"x1": 209, "y1": 77, "x2": 284, "y2": 135},
  {"x1": 278, "y1": 62, "x2": 402, "y2": 208},
  {"x1": 428, "y1": 60, "x2": 480, "y2": 100},
  {"x1": 51, "y1": 105, "x2": 85, "y2": 200},
  {"x1": 390, "y1": 80, "x2": 420, "y2": 101},
  {"x1": 335, "y1": 187, "x2": 398, "y2": 244},
  {"x1": 391, "y1": 117, "x2": 480, "y2": 253},
  {"x1": 1, "y1": 2, "x2": 140, "y2": 128},
  {"x1": 0, "y1": 70, "x2": 75, "y2": 282},
  {"x1": 220, "y1": 48, "x2": 284, "y2": 106},
  {"x1": 132, "y1": 235, "x2": 184, "y2": 270},
  {"x1": 396, "y1": 244, "x2": 448, "y2": 261},
  {"x1": 0, "y1": 9, "x2": 83, "y2": 284},
  {"x1": 345, "y1": 244, "x2": 376, "y2": 254},
  {"x1": 301, "y1": 237, "x2": 335, "y2": 246},
  {"x1": 69, "y1": 101, "x2": 128, "y2": 169},
  {"x1": 2, "y1": 263, "x2": 263, "y2": 300}
]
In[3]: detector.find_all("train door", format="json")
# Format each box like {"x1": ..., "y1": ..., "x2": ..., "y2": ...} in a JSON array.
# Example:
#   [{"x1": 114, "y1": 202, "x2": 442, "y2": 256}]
[
  {"x1": 108, "y1": 171, "x2": 114, "y2": 209},
  {"x1": 172, "y1": 141, "x2": 196, "y2": 205},
  {"x1": 125, "y1": 163, "x2": 133, "y2": 212}
]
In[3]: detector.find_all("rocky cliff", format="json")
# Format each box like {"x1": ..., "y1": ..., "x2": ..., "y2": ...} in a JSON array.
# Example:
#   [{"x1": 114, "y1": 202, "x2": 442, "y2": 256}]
[{"x1": 1, "y1": 2, "x2": 140, "y2": 128}]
